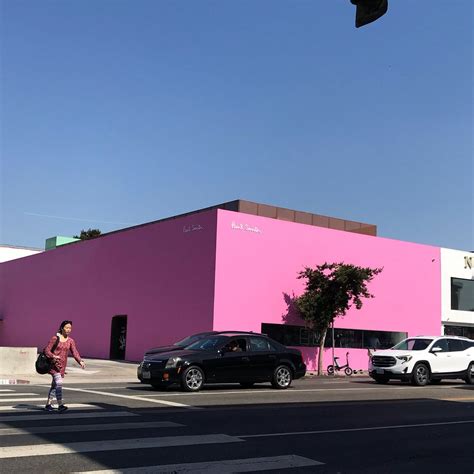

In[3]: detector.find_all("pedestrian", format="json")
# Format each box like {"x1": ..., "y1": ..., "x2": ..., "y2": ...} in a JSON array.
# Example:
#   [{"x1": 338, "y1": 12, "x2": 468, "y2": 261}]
[{"x1": 44, "y1": 320, "x2": 85, "y2": 412}]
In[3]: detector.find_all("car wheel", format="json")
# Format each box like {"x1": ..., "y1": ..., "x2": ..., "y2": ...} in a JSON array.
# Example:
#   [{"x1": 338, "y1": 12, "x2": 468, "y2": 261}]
[
  {"x1": 271, "y1": 365, "x2": 292, "y2": 389},
  {"x1": 374, "y1": 376, "x2": 390, "y2": 384},
  {"x1": 240, "y1": 382, "x2": 255, "y2": 388},
  {"x1": 181, "y1": 366, "x2": 204, "y2": 392},
  {"x1": 465, "y1": 362, "x2": 474, "y2": 385},
  {"x1": 411, "y1": 363, "x2": 430, "y2": 386}
]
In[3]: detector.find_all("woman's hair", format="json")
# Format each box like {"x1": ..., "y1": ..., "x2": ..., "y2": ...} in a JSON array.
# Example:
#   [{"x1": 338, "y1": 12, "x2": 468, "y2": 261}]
[{"x1": 58, "y1": 320, "x2": 73, "y2": 333}]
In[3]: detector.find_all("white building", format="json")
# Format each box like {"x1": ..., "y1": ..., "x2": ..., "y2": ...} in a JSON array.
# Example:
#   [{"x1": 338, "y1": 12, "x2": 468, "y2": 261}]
[
  {"x1": 0, "y1": 244, "x2": 42, "y2": 263},
  {"x1": 441, "y1": 248, "x2": 474, "y2": 339}
]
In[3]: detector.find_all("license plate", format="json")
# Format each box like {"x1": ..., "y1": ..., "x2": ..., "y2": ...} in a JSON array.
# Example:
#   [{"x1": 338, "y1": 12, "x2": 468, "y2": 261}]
[
  {"x1": 376, "y1": 368, "x2": 384, "y2": 374},
  {"x1": 142, "y1": 370, "x2": 151, "y2": 379}
]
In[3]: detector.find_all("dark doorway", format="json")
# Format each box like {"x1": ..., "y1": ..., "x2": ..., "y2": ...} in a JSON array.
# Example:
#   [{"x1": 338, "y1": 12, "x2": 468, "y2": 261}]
[{"x1": 110, "y1": 315, "x2": 127, "y2": 360}]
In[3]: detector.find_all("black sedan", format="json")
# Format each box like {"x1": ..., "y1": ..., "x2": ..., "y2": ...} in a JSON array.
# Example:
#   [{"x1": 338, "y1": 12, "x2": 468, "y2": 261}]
[{"x1": 137, "y1": 332, "x2": 306, "y2": 391}]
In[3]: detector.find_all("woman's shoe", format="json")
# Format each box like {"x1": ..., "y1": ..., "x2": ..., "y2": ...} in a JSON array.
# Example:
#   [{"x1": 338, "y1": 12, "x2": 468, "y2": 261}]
[
  {"x1": 58, "y1": 405, "x2": 68, "y2": 413},
  {"x1": 44, "y1": 404, "x2": 55, "y2": 412}
]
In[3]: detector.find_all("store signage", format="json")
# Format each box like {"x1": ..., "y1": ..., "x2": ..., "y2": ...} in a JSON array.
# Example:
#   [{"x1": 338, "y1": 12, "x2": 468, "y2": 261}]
[
  {"x1": 464, "y1": 256, "x2": 473, "y2": 270},
  {"x1": 183, "y1": 224, "x2": 203, "y2": 233},
  {"x1": 231, "y1": 221, "x2": 262, "y2": 234}
]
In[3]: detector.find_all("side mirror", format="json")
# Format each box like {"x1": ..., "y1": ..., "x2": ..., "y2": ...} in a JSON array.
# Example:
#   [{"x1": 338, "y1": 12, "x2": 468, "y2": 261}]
[{"x1": 431, "y1": 347, "x2": 442, "y2": 353}]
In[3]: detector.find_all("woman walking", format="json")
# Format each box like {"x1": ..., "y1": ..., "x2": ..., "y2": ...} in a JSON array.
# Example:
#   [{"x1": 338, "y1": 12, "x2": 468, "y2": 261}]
[{"x1": 44, "y1": 320, "x2": 85, "y2": 412}]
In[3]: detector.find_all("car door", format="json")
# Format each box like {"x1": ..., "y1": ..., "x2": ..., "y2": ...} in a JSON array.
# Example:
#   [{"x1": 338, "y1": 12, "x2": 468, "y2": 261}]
[
  {"x1": 447, "y1": 339, "x2": 469, "y2": 372},
  {"x1": 429, "y1": 338, "x2": 450, "y2": 374},
  {"x1": 212, "y1": 338, "x2": 250, "y2": 383},
  {"x1": 247, "y1": 336, "x2": 279, "y2": 380}
]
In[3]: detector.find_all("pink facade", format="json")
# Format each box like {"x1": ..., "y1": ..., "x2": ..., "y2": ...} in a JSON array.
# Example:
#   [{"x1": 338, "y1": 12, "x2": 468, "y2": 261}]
[
  {"x1": 0, "y1": 212, "x2": 218, "y2": 362},
  {"x1": 0, "y1": 207, "x2": 442, "y2": 371},
  {"x1": 213, "y1": 210, "x2": 441, "y2": 370}
]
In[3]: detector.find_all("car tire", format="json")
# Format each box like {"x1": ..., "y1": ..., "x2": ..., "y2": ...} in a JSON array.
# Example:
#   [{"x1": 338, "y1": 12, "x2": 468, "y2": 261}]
[
  {"x1": 374, "y1": 376, "x2": 390, "y2": 384},
  {"x1": 240, "y1": 382, "x2": 255, "y2": 388},
  {"x1": 181, "y1": 366, "x2": 204, "y2": 392},
  {"x1": 411, "y1": 363, "x2": 430, "y2": 386},
  {"x1": 465, "y1": 362, "x2": 474, "y2": 385},
  {"x1": 271, "y1": 365, "x2": 292, "y2": 389}
]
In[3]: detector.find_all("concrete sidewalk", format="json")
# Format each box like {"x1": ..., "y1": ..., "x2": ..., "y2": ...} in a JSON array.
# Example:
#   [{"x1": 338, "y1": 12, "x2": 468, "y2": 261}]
[{"x1": 0, "y1": 357, "x2": 140, "y2": 385}]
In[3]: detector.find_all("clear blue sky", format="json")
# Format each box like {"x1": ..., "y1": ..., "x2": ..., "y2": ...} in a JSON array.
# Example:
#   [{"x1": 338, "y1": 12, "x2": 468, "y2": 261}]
[{"x1": 1, "y1": 0, "x2": 472, "y2": 251}]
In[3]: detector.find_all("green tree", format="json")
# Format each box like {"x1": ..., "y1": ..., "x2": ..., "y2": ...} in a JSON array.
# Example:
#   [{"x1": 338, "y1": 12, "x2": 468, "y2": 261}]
[
  {"x1": 73, "y1": 228, "x2": 102, "y2": 240},
  {"x1": 295, "y1": 262, "x2": 383, "y2": 375}
]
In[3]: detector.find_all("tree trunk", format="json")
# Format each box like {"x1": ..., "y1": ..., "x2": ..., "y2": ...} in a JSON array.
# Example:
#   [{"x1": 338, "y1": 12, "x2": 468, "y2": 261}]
[{"x1": 317, "y1": 327, "x2": 328, "y2": 376}]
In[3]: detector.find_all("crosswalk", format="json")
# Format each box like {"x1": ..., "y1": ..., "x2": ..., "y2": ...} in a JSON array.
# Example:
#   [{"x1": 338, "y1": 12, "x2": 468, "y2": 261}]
[{"x1": 0, "y1": 388, "x2": 324, "y2": 472}]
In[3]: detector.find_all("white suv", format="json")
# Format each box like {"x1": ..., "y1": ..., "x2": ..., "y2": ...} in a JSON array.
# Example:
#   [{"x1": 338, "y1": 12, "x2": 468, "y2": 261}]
[{"x1": 368, "y1": 336, "x2": 474, "y2": 386}]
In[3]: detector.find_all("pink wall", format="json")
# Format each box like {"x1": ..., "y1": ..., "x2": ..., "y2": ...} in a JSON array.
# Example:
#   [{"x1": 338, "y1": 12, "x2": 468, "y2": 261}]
[
  {"x1": 213, "y1": 210, "x2": 441, "y2": 371},
  {"x1": 0, "y1": 210, "x2": 218, "y2": 361}
]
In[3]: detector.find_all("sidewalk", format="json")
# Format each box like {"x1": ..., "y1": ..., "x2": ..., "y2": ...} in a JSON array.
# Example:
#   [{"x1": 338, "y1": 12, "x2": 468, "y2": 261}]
[{"x1": 0, "y1": 358, "x2": 140, "y2": 385}]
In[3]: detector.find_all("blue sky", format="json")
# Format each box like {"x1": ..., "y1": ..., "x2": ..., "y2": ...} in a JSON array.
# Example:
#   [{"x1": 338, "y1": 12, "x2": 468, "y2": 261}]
[{"x1": 1, "y1": 0, "x2": 472, "y2": 250}]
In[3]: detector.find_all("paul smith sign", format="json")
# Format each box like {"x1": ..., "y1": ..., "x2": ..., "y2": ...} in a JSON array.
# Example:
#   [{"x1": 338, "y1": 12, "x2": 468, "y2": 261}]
[
  {"x1": 231, "y1": 221, "x2": 262, "y2": 234},
  {"x1": 464, "y1": 255, "x2": 473, "y2": 269}
]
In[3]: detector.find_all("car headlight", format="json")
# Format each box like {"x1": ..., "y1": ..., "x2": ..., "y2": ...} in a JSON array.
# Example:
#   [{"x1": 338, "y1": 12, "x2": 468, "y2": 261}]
[
  {"x1": 396, "y1": 355, "x2": 412, "y2": 363},
  {"x1": 165, "y1": 357, "x2": 182, "y2": 368}
]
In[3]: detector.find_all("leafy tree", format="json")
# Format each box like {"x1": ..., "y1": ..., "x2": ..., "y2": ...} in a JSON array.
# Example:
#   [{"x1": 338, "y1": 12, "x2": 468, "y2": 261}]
[
  {"x1": 295, "y1": 262, "x2": 383, "y2": 375},
  {"x1": 73, "y1": 228, "x2": 102, "y2": 240}
]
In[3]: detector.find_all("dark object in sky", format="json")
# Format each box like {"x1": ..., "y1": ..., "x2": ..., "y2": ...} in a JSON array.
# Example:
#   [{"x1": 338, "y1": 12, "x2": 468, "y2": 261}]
[{"x1": 351, "y1": 0, "x2": 388, "y2": 28}]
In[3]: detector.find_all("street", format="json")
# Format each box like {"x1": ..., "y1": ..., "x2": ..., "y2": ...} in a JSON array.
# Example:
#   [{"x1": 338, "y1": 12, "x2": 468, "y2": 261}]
[{"x1": 0, "y1": 375, "x2": 473, "y2": 473}]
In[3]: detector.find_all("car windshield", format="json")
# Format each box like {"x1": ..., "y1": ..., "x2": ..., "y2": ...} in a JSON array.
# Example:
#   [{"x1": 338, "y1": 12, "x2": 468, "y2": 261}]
[
  {"x1": 174, "y1": 333, "x2": 210, "y2": 347},
  {"x1": 391, "y1": 338, "x2": 433, "y2": 351},
  {"x1": 185, "y1": 336, "x2": 228, "y2": 351}
]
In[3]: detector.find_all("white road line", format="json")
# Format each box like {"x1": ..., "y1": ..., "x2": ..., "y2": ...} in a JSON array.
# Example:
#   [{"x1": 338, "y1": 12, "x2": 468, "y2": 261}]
[
  {"x1": 0, "y1": 403, "x2": 102, "y2": 412},
  {"x1": 76, "y1": 454, "x2": 323, "y2": 473},
  {"x1": 0, "y1": 397, "x2": 48, "y2": 402},
  {"x1": 0, "y1": 434, "x2": 243, "y2": 459},
  {"x1": 51, "y1": 386, "x2": 198, "y2": 409},
  {"x1": 0, "y1": 390, "x2": 14, "y2": 392},
  {"x1": 241, "y1": 419, "x2": 474, "y2": 439},
  {"x1": 0, "y1": 411, "x2": 137, "y2": 423},
  {"x1": 0, "y1": 393, "x2": 38, "y2": 397},
  {"x1": 0, "y1": 421, "x2": 184, "y2": 436},
  {"x1": 127, "y1": 386, "x2": 416, "y2": 397}
]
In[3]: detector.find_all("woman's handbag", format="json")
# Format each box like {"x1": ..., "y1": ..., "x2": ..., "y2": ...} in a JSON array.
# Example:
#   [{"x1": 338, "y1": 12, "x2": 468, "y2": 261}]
[{"x1": 35, "y1": 336, "x2": 60, "y2": 374}]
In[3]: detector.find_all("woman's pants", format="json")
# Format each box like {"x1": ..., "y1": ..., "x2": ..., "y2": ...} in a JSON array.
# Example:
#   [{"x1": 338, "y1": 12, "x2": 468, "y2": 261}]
[{"x1": 47, "y1": 373, "x2": 63, "y2": 406}]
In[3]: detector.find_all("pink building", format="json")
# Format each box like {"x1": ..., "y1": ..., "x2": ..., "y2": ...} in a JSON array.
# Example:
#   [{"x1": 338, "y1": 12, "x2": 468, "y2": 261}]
[{"x1": 0, "y1": 201, "x2": 441, "y2": 371}]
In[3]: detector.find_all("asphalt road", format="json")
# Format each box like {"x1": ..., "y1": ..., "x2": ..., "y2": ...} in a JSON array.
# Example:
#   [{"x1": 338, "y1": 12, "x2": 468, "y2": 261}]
[{"x1": 0, "y1": 377, "x2": 473, "y2": 473}]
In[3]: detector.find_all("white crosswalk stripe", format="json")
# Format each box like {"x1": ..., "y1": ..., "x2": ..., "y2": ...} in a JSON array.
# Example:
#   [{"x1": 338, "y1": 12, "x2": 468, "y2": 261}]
[
  {"x1": 0, "y1": 393, "x2": 38, "y2": 397},
  {"x1": 0, "y1": 403, "x2": 103, "y2": 412},
  {"x1": 0, "y1": 411, "x2": 137, "y2": 422},
  {"x1": 76, "y1": 455, "x2": 324, "y2": 473}
]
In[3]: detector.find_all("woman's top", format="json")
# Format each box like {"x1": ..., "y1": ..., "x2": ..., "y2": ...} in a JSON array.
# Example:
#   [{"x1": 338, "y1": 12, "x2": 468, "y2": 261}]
[{"x1": 44, "y1": 335, "x2": 82, "y2": 377}]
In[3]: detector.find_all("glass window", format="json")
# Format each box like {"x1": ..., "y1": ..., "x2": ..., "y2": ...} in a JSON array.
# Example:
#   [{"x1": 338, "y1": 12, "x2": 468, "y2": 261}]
[
  {"x1": 186, "y1": 336, "x2": 227, "y2": 351},
  {"x1": 448, "y1": 339, "x2": 466, "y2": 352},
  {"x1": 249, "y1": 337, "x2": 275, "y2": 352},
  {"x1": 432, "y1": 339, "x2": 449, "y2": 352},
  {"x1": 392, "y1": 338, "x2": 433, "y2": 351},
  {"x1": 445, "y1": 325, "x2": 474, "y2": 340},
  {"x1": 451, "y1": 278, "x2": 474, "y2": 311}
]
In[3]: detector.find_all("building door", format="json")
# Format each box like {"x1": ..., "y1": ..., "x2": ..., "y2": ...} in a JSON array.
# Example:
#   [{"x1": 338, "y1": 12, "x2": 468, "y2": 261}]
[{"x1": 110, "y1": 315, "x2": 127, "y2": 360}]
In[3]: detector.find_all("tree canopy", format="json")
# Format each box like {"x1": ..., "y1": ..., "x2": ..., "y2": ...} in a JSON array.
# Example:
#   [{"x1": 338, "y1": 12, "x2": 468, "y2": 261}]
[
  {"x1": 73, "y1": 228, "x2": 102, "y2": 240},
  {"x1": 295, "y1": 262, "x2": 383, "y2": 375}
]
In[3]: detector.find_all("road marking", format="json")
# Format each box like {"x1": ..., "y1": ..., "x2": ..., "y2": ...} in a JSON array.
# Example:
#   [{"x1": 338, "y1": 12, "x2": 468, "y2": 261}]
[
  {"x1": 0, "y1": 390, "x2": 14, "y2": 392},
  {"x1": 0, "y1": 434, "x2": 243, "y2": 459},
  {"x1": 0, "y1": 421, "x2": 184, "y2": 436},
  {"x1": 0, "y1": 403, "x2": 102, "y2": 412},
  {"x1": 241, "y1": 419, "x2": 474, "y2": 439},
  {"x1": 126, "y1": 386, "x2": 422, "y2": 397},
  {"x1": 0, "y1": 411, "x2": 137, "y2": 422},
  {"x1": 0, "y1": 393, "x2": 38, "y2": 397},
  {"x1": 76, "y1": 454, "x2": 323, "y2": 473},
  {"x1": 439, "y1": 397, "x2": 474, "y2": 401},
  {"x1": 48, "y1": 386, "x2": 199, "y2": 409},
  {"x1": 0, "y1": 397, "x2": 49, "y2": 402}
]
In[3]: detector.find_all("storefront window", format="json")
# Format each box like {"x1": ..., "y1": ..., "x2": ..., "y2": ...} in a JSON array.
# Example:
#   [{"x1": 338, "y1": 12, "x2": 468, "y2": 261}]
[
  {"x1": 444, "y1": 325, "x2": 474, "y2": 340},
  {"x1": 451, "y1": 278, "x2": 474, "y2": 311},
  {"x1": 262, "y1": 323, "x2": 407, "y2": 349}
]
